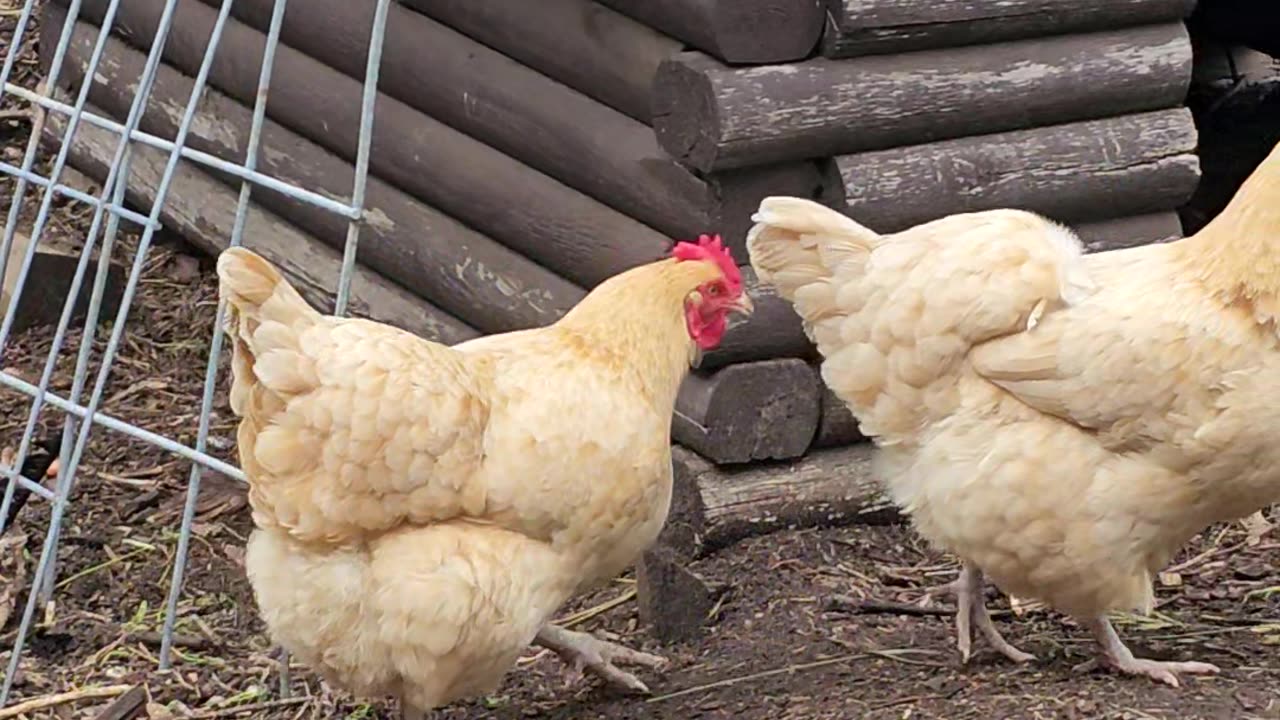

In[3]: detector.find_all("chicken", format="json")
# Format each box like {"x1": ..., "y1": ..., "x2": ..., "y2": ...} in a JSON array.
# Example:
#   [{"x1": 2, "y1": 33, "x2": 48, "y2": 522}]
[
  {"x1": 217, "y1": 236, "x2": 751, "y2": 718},
  {"x1": 745, "y1": 140, "x2": 1280, "y2": 687}
]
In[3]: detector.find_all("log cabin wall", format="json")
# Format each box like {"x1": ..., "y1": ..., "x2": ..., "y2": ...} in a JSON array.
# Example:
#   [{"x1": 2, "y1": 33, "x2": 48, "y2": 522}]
[{"x1": 39, "y1": 0, "x2": 1203, "y2": 639}]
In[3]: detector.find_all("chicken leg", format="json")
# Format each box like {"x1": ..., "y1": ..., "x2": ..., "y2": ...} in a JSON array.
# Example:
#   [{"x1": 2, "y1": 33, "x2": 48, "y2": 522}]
[
  {"x1": 534, "y1": 624, "x2": 668, "y2": 694},
  {"x1": 1083, "y1": 616, "x2": 1219, "y2": 687},
  {"x1": 943, "y1": 562, "x2": 1035, "y2": 664}
]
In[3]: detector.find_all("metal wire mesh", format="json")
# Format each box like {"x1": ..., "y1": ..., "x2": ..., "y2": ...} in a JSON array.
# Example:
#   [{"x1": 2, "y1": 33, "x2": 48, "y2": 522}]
[{"x1": 0, "y1": 0, "x2": 391, "y2": 705}]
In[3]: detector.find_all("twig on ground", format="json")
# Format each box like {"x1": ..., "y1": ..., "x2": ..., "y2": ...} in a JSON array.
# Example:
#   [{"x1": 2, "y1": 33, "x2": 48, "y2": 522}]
[{"x1": 0, "y1": 684, "x2": 134, "y2": 719}]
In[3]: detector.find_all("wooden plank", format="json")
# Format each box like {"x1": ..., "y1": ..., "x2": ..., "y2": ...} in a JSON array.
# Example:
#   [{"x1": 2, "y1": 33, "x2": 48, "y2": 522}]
[
  {"x1": 73, "y1": 0, "x2": 670, "y2": 287},
  {"x1": 597, "y1": 0, "x2": 825, "y2": 64},
  {"x1": 636, "y1": 545, "x2": 716, "y2": 642},
  {"x1": 667, "y1": 444, "x2": 901, "y2": 556},
  {"x1": 44, "y1": 100, "x2": 479, "y2": 345},
  {"x1": 837, "y1": 108, "x2": 1200, "y2": 233},
  {"x1": 822, "y1": 0, "x2": 1194, "y2": 58},
  {"x1": 653, "y1": 23, "x2": 1193, "y2": 172},
  {"x1": 45, "y1": 7, "x2": 586, "y2": 334},
  {"x1": 89, "y1": 686, "x2": 147, "y2": 720},
  {"x1": 1076, "y1": 212, "x2": 1184, "y2": 253},
  {"x1": 397, "y1": 0, "x2": 678, "y2": 123},
  {"x1": 672, "y1": 359, "x2": 820, "y2": 464}
]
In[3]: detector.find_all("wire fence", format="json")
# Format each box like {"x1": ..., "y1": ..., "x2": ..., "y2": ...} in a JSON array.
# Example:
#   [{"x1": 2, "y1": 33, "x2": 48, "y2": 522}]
[{"x1": 0, "y1": 0, "x2": 391, "y2": 706}]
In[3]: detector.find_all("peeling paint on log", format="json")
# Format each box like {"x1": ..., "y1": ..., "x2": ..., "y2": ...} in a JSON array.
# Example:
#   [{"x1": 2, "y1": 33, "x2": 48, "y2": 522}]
[
  {"x1": 654, "y1": 23, "x2": 1193, "y2": 172},
  {"x1": 45, "y1": 7, "x2": 584, "y2": 334},
  {"x1": 72, "y1": 0, "x2": 670, "y2": 287},
  {"x1": 597, "y1": 0, "x2": 825, "y2": 64},
  {"x1": 822, "y1": 0, "x2": 1194, "y2": 58},
  {"x1": 837, "y1": 108, "x2": 1200, "y2": 232},
  {"x1": 44, "y1": 101, "x2": 479, "y2": 344}
]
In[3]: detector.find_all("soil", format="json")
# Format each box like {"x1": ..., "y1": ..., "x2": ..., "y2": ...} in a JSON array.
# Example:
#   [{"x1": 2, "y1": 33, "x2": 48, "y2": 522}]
[{"x1": 3, "y1": 3, "x2": 1280, "y2": 720}]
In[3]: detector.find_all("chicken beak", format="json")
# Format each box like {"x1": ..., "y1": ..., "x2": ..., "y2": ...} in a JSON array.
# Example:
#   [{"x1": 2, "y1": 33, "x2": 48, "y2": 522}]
[{"x1": 729, "y1": 293, "x2": 755, "y2": 317}]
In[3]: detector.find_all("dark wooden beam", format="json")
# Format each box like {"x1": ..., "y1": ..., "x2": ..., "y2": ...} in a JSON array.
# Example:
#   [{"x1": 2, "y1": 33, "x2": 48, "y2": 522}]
[
  {"x1": 837, "y1": 108, "x2": 1200, "y2": 233},
  {"x1": 597, "y1": 0, "x2": 825, "y2": 64},
  {"x1": 822, "y1": 0, "x2": 1194, "y2": 59},
  {"x1": 44, "y1": 100, "x2": 479, "y2": 345},
  {"x1": 397, "y1": 0, "x2": 678, "y2": 123},
  {"x1": 46, "y1": 7, "x2": 585, "y2": 334},
  {"x1": 813, "y1": 382, "x2": 863, "y2": 449},
  {"x1": 1077, "y1": 212, "x2": 1184, "y2": 253},
  {"x1": 654, "y1": 23, "x2": 1193, "y2": 172},
  {"x1": 673, "y1": 359, "x2": 821, "y2": 464},
  {"x1": 71, "y1": 0, "x2": 671, "y2": 287}
]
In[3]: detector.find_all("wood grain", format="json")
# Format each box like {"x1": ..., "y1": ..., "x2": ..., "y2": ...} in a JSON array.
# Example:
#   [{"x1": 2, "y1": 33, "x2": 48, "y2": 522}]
[
  {"x1": 654, "y1": 23, "x2": 1193, "y2": 172},
  {"x1": 597, "y1": 0, "x2": 825, "y2": 64}
]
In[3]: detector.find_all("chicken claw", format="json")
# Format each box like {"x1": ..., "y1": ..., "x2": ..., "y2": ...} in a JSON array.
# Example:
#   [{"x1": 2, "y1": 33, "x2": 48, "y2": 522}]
[
  {"x1": 534, "y1": 624, "x2": 668, "y2": 694},
  {"x1": 951, "y1": 563, "x2": 1035, "y2": 665},
  {"x1": 1083, "y1": 616, "x2": 1220, "y2": 687}
]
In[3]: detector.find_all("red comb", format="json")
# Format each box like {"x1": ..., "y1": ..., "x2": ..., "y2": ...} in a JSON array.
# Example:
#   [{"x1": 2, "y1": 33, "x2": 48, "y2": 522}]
[{"x1": 671, "y1": 234, "x2": 741, "y2": 290}]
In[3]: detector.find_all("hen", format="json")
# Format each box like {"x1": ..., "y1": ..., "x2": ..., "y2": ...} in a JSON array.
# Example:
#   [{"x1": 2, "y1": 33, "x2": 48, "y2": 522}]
[
  {"x1": 746, "y1": 141, "x2": 1280, "y2": 687},
  {"x1": 217, "y1": 237, "x2": 751, "y2": 718}
]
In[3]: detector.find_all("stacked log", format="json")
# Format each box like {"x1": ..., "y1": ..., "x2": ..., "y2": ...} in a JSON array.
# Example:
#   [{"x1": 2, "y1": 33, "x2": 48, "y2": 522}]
[{"x1": 39, "y1": 0, "x2": 1204, "y2": 643}]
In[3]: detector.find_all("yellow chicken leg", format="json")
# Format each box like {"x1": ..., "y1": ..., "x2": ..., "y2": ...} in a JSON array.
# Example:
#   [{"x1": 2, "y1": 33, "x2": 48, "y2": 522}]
[
  {"x1": 1083, "y1": 616, "x2": 1219, "y2": 687},
  {"x1": 950, "y1": 563, "x2": 1036, "y2": 664},
  {"x1": 535, "y1": 624, "x2": 668, "y2": 694}
]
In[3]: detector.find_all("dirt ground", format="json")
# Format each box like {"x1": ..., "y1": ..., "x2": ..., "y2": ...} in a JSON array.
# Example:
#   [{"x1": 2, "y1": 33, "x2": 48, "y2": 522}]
[{"x1": 4, "y1": 3, "x2": 1280, "y2": 720}]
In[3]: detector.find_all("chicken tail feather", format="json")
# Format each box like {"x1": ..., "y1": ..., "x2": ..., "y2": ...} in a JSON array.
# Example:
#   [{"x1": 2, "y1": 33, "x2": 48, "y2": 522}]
[{"x1": 747, "y1": 197, "x2": 1095, "y2": 443}]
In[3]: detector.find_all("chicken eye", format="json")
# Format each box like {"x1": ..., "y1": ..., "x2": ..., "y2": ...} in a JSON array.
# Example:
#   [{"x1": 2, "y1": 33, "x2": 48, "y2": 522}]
[{"x1": 707, "y1": 285, "x2": 722, "y2": 296}]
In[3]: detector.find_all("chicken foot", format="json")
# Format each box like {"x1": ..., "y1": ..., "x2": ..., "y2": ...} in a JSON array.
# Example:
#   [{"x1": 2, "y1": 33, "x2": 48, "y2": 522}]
[
  {"x1": 1078, "y1": 616, "x2": 1219, "y2": 687},
  {"x1": 946, "y1": 563, "x2": 1035, "y2": 664},
  {"x1": 535, "y1": 624, "x2": 668, "y2": 694}
]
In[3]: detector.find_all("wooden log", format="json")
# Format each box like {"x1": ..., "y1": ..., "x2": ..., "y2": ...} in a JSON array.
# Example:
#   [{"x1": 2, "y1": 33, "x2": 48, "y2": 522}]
[
  {"x1": 396, "y1": 0, "x2": 678, "y2": 123},
  {"x1": 813, "y1": 382, "x2": 864, "y2": 449},
  {"x1": 45, "y1": 7, "x2": 585, "y2": 334},
  {"x1": 672, "y1": 359, "x2": 820, "y2": 464},
  {"x1": 1076, "y1": 213, "x2": 1184, "y2": 253},
  {"x1": 668, "y1": 444, "x2": 900, "y2": 556},
  {"x1": 822, "y1": 0, "x2": 1194, "y2": 59},
  {"x1": 596, "y1": 0, "x2": 825, "y2": 64},
  {"x1": 0, "y1": 230, "x2": 124, "y2": 337},
  {"x1": 699, "y1": 267, "x2": 814, "y2": 371},
  {"x1": 191, "y1": 0, "x2": 846, "y2": 256},
  {"x1": 654, "y1": 23, "x2": 1193, "y2": 172},
  {"x1": 71, "y1": 0, "x2": 670, "y2": 287},
  {"x1": 837, "y1": 108, "x2": 1200, "y2": 233},
  {"x1": 43, "y1": 100, "x2": 479, "y2": 344}
]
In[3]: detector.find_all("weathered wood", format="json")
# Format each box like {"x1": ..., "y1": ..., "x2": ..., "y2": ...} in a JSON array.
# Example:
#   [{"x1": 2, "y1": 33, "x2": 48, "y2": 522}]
[
  {"x1": 73, "y1": 0, "x2": 670, "y2": 287},
  {"x1": 190, "y1": 0, "x2": 847, "y2": 260},
  {"x1": 0, "y1": 228, "x2": 124, "y2": 336},
  {"x1": 699, "y1": 267, "x2": 815, "y2": 371},
  {"x1": 673, "y1": 359, "x2": 820, "y2": 464},
  {"x1": 44, "y1": 101, "x2": 479, "y2": 344},
  {"x1": 837, "y1": 108, "x2": 1200, "y2": 233},
  {"x1": 669, "y1": 444, "x2": 900, "y2": 556},
  {"x1": 45, "y1": 8, "x2": 585, "y2": 334},
  {"x1": 822, "y1": 0, "x2": 1194, "y2": 58},
  {"x1": 397, "y1": 0, "x2": 678, "y2": 123},
  {"x1": 597, "y1": 0, "x2": 825, "y2": 64},
  {"x1": 654, "y1": 23, "x2": 1193, "y2": 172},
  {"x1": 1076, "y1": 212, "x2": 1184, "y2": 253},
  {"x1": 636, "y1": 545, "x2": 716, "y2": 643},
  {"x1": 813, "y1": 382, "x2": 864, "y2": 449}
]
